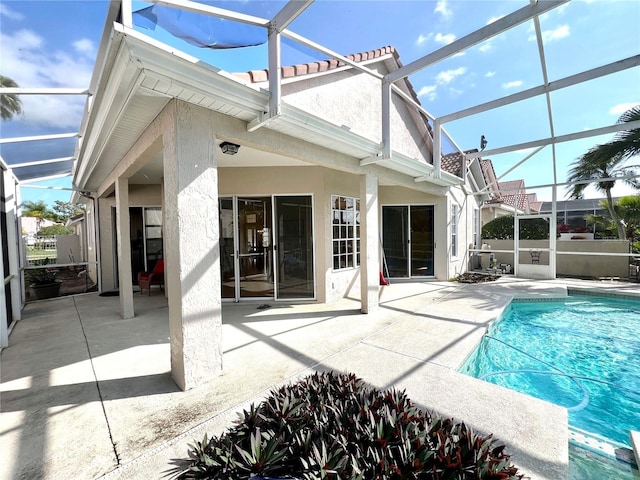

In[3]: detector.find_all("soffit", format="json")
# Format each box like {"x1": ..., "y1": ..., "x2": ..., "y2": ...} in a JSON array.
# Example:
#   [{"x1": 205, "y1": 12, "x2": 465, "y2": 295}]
[{"x1": 78, "y1": 26, "x2": 458, "y2": 193}]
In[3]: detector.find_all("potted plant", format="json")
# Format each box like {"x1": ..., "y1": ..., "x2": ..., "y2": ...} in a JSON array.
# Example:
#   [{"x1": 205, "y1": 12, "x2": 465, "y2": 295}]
[{"x1": 26, "y1": 267, "x2": 61, "y2": 299}]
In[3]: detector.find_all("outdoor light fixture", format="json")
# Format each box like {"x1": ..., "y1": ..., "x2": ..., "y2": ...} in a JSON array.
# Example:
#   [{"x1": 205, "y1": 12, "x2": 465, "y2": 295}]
[
  {"x1": 480, "y1": 135, "x2": 488, "y2": 151},
  {"x1": 220, "y1": 141, "x2": 240, "y2": 155}
]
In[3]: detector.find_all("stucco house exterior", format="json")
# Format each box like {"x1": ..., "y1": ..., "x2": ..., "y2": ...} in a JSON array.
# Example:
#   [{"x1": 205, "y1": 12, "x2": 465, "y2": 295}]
[{"x1": 69, "y1": 6, "x2": 486, "y2": 390}]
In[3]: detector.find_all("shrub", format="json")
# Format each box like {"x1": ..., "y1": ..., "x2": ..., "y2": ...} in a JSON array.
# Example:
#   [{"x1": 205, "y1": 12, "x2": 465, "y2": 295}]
[
  {"x1": 37, "y1": 224, "x2": 74, "y2": 236},
  {"x1": 176, "y1": 371, "x2": 522, "y2": 479},
  {"x1": 482, "y1": 215, "x2": 549, "y2": 240}
]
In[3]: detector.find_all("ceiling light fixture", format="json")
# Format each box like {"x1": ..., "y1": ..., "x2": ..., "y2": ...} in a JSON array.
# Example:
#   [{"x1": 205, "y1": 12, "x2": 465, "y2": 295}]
[{"x1": 220, "y1": 141, "x2": 240, "y2": 155}]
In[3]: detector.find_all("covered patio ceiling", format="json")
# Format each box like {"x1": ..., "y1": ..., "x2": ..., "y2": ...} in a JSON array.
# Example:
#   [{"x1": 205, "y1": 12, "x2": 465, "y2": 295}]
[{"x1": 1, "y1": 0, "x2": 638, "y2": 200}]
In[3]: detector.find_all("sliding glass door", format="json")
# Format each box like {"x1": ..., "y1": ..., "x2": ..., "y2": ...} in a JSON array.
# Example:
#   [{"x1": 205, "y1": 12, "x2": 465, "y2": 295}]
[
  {"x1": 275, "y1": 196, "x2": 314, "y2": 299},
  {"x1": 409, "y1": 205, "x2": 434, "y2": 277},
  {"x1": 382, "y1": 205, "x2": 434, "y2": 278},
  {"x1": 219, "y1": 195, "x2": 314, "y2": 301}
]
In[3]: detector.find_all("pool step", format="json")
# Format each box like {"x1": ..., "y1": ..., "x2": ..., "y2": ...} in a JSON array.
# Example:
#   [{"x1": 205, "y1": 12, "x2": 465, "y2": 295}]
[{"x1": 570, "y1": 428, "x2": 638, "y2": 468}]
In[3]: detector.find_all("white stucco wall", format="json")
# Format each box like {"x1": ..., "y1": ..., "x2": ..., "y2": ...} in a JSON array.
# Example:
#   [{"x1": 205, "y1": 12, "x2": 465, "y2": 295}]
[
  {"x1": 481, "y1": 239, "x2": 630, "y2": 278},
  {"x1": 281, "y1": 62, "x2": 431, "y2": 163}
]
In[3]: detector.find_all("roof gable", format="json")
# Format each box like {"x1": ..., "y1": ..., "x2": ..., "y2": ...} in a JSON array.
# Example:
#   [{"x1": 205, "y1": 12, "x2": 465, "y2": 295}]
[{"x1": 235, "y1": 46, "x2": 434, "y2": 165}]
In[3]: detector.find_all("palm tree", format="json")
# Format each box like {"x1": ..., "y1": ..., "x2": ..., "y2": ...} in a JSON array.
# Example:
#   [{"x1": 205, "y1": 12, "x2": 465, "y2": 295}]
[
  {"x1": 0, "y1": 75, "x2": 23, "y2": 120},
  {"x1": 567, "y1": 106, "x2": 640, "y2": 240},
  {"x1": 587, "y1": 195, "x2": 640, "y2": 241}
]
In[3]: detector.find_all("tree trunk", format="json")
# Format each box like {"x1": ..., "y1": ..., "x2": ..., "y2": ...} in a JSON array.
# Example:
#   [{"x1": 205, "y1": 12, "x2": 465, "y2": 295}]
[{"x1": 605, "y1": 188, "x2": 626, "y2": 240}]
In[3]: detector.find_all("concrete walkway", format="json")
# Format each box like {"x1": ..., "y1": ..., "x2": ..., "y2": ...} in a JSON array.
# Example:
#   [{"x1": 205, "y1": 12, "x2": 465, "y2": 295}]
[{"x1": 4, "y1": 278, "x2": 632, "y2": 480}]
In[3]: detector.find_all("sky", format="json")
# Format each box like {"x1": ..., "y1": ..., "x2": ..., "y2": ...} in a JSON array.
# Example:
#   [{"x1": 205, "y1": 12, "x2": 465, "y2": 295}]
[{"x1": 1, "y1": 0, "x2": 639, "y2": 207}]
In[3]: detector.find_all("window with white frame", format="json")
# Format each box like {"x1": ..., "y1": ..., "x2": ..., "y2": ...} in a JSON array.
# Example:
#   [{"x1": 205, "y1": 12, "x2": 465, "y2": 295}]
[
  {"x1": 451, "y1": 204, "x2": 459, "y2": 257},
  {"x1": 331, "y1": 195, "x2": 360, "y2": 270}
]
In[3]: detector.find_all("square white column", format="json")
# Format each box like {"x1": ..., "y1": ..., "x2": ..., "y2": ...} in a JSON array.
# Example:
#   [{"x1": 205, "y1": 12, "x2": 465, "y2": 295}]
[
  {"x1": 360, "y1": 173, "x2": 380, "y2": 313},
  {"x1": 163, "y1": 102, "x2": 222, "y2": 391},
  {"x1": 4, "y1": 173, "x2": 21, "y2": 324},
  {"x1": 115, "y1": 177, "x2": 134, "y2": 319}
]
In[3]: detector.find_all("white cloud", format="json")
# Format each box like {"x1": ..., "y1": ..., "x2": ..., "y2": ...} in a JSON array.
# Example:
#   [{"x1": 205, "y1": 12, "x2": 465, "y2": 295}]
[
  {"x1": 434, "y1": 32, "x2": 456, "y2": 45},
  {"x1": 436, "y1": 67, "x2": 467, "y2": 85},
  {"x1": 0, "y1": 29, "x2": 95, "y2": 129},
  {"x1": 486, "y1": 15, "x2": 505, "y2": 25},
  {"x1": 418, "y1": 66, "x2": 467, "y2": 101},
  {"x1": 73, "y1": 39, "x2": 97, "y2": 58},
  {"x1": 434, "y1": 0, "x2": 452, "y2": 20},
  {"x1": 529, "y1": 25, "x2": 570, "y2": 42},
  {"x1": 0, "y1": 4, "x2": 24, "y2": 20},
  {"x1": 417, "y1": 85, "x2": 437, "y2": 101},
  {"x1": 478, "y1": 42, "x2": 492, "y2": 53},
  {"x1": 485, "y1": 71, "x2": 496, "y2": 78},
  {"x1": 609, "y1": 103, "x2": 640, "y2": 116},
  {"x1": 12, "y1": 29, "x2": 42, "y2": 49},
  {"x1": 416, "y1": 33, "x2": 431, "y2": 47},
  {"x1": 502, "y1": 80, "x2": 523, "y2": 89}
]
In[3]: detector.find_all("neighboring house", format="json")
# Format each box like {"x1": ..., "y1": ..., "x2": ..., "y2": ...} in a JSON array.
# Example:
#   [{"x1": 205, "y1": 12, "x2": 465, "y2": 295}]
[
  {"x1": 478, "y1": 159, "x2": 541, "y2": 223},
  {"x1": 20, "y1": 216, "x2": 57, "y2": 243},
  {"x1": 441, "y1": 150, "x2": 490, "y2": 249},
  {"x1": 539, "y1": 197, "x2": 622, "y2": 233},
  {"x1": 70, "y1": 10, "x2": 484, "y2": 389}
]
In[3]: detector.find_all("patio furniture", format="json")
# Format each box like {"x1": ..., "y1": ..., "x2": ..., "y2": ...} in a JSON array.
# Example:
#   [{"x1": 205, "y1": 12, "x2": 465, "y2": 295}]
[
  {"x1": 138, "y1": 259, "x2": 164, "y2": 295},
  {"x1": 530, "y1": 250, "x2": 541, "y2": 264}
]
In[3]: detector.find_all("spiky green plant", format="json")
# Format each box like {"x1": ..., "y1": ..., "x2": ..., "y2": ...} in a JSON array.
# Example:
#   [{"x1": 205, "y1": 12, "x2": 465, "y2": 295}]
[{"x1": 176, "y1": 371, "x2": 523, "y2": 480}]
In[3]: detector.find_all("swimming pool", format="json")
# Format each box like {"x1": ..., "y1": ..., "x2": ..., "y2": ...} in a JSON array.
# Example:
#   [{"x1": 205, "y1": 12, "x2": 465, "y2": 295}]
[{"x1": 460, "y1": 293, "x2": 640, "y2": 449}]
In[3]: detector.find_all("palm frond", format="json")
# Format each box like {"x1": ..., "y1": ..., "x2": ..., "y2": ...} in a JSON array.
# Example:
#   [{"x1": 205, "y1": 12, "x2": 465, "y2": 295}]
[
  {"x1": 0, "y1": 74, "x2": 22, "y2": 120},
  {"x1": 617, "y1": 105, "x2": 640, "y2": 124}
]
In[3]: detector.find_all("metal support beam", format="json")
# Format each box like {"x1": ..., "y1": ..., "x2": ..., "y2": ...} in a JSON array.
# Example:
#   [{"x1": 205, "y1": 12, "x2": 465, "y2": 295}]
[
  {"x1": 270, "y1": 0, "x2": 313, "y2": 32},
  {"x1": 466, "y1": 119, "x2": 640, "y2": 159},
  {"x1": 247, "y1": 2, "x2": 314, "y2": 132},
  {"x1": 385, "y1": 0, "x2": 568, "y2": 83},
  {"x1": 433, "y1": 120, "x2": 442, "y2": 179},
  {"x1": 10, "y1": 157, "x2": 75, "y2": 169},
  {"x1": 381, "y1": 79, "x2": 391, "y2": 159},
  {"x1": 0, "y1": 132, "x2": 78, "y2": 144},
  {"x1": 122, "y1": 0, "x2": 134, "y2": 28},
  {"x1": 19, "y1": 173, "x2": 73, "y2": 184},
  {"x1": 0, "y1": 88, "x2": 88, "y2": 95},
  {"x1": 268, "y1": 27, "x2": 282, "y2": 119},
  {"x1": 475, "y1": 146, "x2": 545, "y2": 196},
  {"x1": 282, "y1": 30, "x2": 384, "y2": 80},
  {"x1": 439, "y1": 54, "x2": 640, "y2": 124},
  {"x1": 390, "y1": 84, "x2": 435, "y2": 121}
]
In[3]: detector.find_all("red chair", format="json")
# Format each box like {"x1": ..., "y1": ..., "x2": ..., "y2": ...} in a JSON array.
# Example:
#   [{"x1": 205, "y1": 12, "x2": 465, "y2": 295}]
[{"x1": 138, "y1": 259, "x2": 164, "y2": 295}]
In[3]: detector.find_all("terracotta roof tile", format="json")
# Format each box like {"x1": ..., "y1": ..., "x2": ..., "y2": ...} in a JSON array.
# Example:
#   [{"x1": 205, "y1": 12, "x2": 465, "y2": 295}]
[
  {"x1": 237, "y1": 45, "x2": 400, "y2": 84},
  {"x1": 441, "y1": 152, "x2": 463, "y2": 177},
  {"x1": 233, "y1": 45, "x2": 433, "y2": 145}
]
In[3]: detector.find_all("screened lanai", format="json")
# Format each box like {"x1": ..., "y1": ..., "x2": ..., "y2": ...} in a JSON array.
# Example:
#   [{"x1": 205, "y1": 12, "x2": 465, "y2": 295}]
[{"x1": 1, "y1": 0, "x2": 639, "y2": 346}]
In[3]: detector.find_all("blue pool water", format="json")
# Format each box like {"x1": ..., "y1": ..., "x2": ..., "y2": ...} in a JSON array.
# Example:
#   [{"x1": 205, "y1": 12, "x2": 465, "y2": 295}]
[{"x1": 460, "y1": 294, "x2": 640, "y2": 447}]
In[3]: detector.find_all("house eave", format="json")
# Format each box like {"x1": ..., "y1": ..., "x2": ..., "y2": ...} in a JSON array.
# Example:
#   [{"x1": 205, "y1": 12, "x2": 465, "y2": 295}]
[{"x1": 74, "y1": 25, "x2": 453, "y2": 192}]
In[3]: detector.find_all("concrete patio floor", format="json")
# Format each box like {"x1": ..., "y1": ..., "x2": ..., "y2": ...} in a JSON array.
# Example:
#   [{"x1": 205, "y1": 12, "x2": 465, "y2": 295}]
[{"x1": 4, "y1": 277, "x2": 637, "y2": 480}]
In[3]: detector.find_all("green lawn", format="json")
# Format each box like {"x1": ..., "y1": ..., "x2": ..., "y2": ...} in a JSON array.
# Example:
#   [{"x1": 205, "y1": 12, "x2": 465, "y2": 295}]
[{"x1": 27, "y1": 249, "x2": 56, "y2": 257}]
